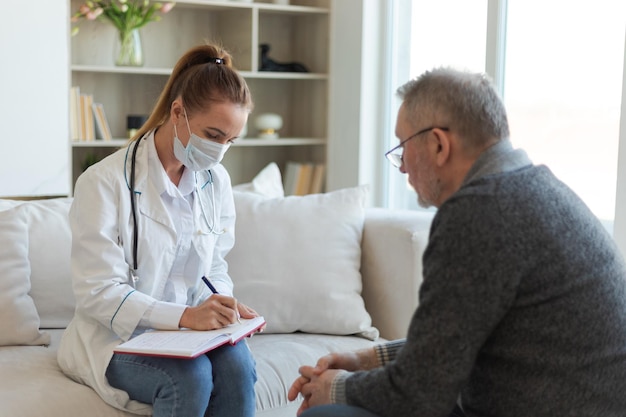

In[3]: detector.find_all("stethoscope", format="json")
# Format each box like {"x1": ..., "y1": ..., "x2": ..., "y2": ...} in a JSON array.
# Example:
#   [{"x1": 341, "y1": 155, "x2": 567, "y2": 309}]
[{"x1": 124, "y1": 136, "x2": 224, "y2": 272}]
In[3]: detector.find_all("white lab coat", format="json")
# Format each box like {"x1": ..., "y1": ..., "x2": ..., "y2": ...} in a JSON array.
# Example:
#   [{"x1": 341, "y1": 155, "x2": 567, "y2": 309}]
[{"x1": 57, "y1": 132, "x2": 236, "y2": 414}]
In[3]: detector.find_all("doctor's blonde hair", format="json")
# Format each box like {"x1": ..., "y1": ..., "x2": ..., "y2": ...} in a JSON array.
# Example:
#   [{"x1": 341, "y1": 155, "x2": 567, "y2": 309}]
[{"x1": 130, "y1": 42, "x2": 254, "y2": 142}]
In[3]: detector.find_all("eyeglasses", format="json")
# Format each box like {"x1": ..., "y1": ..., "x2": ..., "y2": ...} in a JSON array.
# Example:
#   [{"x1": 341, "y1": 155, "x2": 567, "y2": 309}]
[{"x1": 385, "y1": 126, "x2": 450, "y2": 168}]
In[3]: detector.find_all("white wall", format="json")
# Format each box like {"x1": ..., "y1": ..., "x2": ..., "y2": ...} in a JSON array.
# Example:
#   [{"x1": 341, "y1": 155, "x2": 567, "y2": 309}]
[
  {"x1": 327, "y1": 0, "x2": 388, "y2": 206},
  {"x1": 0, "y1": 1, "x2": 69, "y2": 197}
]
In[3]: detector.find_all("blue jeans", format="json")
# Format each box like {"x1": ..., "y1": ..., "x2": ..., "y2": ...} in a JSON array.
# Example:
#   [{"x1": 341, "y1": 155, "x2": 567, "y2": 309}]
[
  {"x1": 299, "y1": 404, "x2": 466, "y2": 417},
  {"x1": 106, "y1": 340, "x2": 256, "y2": 417}
]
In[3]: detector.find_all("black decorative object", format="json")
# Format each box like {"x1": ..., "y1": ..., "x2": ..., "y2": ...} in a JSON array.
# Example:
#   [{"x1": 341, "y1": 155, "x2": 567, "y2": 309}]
[
  {"x1": 259, "y1": 44, "x2": 309, "y2": 73},
  {"x1": 127, "y1": 115, "x2": 148, "y2": 138}
]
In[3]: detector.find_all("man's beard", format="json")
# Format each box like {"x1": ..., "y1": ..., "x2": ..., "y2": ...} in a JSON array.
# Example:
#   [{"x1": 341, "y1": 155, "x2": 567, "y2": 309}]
[{"x1": 416, "y1": 169, "x2": 440, "y2": 209}]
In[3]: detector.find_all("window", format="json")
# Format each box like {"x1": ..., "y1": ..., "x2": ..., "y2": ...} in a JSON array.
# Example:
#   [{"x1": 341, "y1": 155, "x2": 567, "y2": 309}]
[
  {"x1": 409, "y1": 1, "x2": 488, "y2": 76},
  {"x1": 387, "y1": 0, "x2": 626, "y2": 231},
  {"x1": 387, "y1": 0, "x2": 489, "y2": 210},
  {"x1": 504, "y1": 0, "x2": 626, "y2": 225}
]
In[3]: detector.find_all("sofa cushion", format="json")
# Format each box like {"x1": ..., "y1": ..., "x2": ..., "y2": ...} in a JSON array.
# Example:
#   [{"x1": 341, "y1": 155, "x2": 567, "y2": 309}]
[
  {"x1": 0, "y1": 198, "x2": 75, "y2": 340},
  {"x1": 248, "y1": 332, "x2": 380, "y2": 415},
  {"x1": 0, "y1": 330, "x2": 136, "y2": 417},
  {"x1": 0, "y1": 329, "x2": 379, "y2": 417},
  {"x1": 0, "y1": 198, "x2": 22, "y2": 211},
  {"x1": 228, "y1": 183, "x2": 378, "y2": 340}
]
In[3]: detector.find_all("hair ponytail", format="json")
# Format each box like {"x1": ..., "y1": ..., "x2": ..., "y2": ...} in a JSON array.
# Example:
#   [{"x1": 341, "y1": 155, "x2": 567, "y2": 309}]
[{"x1": 130, "y1": 43, "x2": 253, "y2": 142}]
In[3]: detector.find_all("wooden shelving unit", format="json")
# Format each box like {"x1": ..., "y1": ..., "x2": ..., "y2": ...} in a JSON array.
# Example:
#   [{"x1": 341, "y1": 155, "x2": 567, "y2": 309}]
[{"x1": 69, "y1": 0, "x2": 330, "y2": 190}]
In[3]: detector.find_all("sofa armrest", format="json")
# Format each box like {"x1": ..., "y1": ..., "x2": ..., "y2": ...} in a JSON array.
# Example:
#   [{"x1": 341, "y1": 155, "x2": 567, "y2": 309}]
[{"x1": 361, "y1": 208, "x2": 434, "y2": 341}]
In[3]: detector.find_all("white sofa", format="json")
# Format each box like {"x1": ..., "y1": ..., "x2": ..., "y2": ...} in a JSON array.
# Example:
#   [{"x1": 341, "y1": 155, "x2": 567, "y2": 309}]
[{"x1": 0, "y1": 189, "x2": 433, "y2": 417}]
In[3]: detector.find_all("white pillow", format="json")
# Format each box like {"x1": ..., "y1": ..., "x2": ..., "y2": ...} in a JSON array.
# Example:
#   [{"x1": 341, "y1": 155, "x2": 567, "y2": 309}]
[
  {"x1": 232, "y1": 162, "x2": 285, "y2": 198},
  {"x1": 0, "y1": 198, "x2": 75, "y2": 343},
  {"x1": 22, "y1": 199, "x2": 75, "y2": 328},
  {"x1": 0, "y1": 205, "x2": 50, "y2": 346},
  {"x1": 228, "y1": 185, "x2": 379, "y2": 340}
]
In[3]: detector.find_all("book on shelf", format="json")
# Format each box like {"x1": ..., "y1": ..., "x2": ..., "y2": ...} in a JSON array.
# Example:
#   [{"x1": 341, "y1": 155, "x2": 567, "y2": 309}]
[
  {"x1": 309, "y1": 163, "x2": 326, "y2": 194},
  {"x1": 71, "y1": 88, "x2": 97, "y2": 142},
  {"x1": 283, "y1": 161, "x2": 301, "y2": 196},
  {"x1": 83, "y1": 94, "x2": 95, "y2": 141},
  {"x1": 114, "y1": 316, "x2": 266, "y2": 359},
  {"x1": 294, "y1": 163, "x2": 314, "y2": 196},
  {"x1": 69, "y1": 86, "x2": 81, "y2": 141},
  {"x1": 283, "y1": 162, "x2": 326, "y2": 196},
  {"x1": 92, "y1": 102, "x2": 113, "y2": 141},
  {"x1": 78, "y1": 94, "x2": 87, "y2": 140},
  {"x1": 77, "y1": 93, "x2": 96, "y2": 141}
]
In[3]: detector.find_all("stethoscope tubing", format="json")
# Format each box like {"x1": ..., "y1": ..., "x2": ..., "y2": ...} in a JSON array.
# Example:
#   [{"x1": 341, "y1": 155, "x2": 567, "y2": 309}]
[{"x1": 129, "y1": 138, "x2": 141, "y2": 270}]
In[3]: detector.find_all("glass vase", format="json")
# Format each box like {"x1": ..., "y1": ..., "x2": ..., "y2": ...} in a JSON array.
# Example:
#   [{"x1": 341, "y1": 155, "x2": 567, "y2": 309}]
[{"x1": 115, "y1": 29, "x2": 144, "y2": 67}]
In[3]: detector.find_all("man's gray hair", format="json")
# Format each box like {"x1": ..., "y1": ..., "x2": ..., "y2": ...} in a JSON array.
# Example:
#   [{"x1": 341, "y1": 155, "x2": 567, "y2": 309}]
[{"x1": 397, "y1": 67, "x2": 510, "y2": 149}]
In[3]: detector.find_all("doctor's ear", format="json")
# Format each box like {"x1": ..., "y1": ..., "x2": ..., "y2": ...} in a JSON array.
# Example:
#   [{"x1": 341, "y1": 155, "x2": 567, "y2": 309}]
[{"x1": 170, "y1": 100, "x2": 185, "y2": 123}]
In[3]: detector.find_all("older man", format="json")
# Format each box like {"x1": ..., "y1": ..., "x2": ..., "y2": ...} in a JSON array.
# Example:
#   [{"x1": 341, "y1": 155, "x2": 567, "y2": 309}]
[{"x1": 288, "y1": 68, "x2": 626, "y2": 417}]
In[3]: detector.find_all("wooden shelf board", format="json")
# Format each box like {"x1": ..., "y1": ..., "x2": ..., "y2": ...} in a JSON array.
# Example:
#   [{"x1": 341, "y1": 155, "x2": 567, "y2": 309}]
[{"x1": 71, "y1": 138, "x2": 326, "y2": 147}]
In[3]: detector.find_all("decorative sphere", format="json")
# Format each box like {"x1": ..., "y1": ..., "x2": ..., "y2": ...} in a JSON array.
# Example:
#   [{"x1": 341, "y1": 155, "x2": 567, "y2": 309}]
[{"x1": 254, "y1": 113, "x2": 283, "y2": 139}]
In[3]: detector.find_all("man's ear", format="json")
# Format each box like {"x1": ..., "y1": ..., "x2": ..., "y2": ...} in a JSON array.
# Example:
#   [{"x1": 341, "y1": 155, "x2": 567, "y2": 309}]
[{"x1": 433, "y1": 128, "x2": 451, "y2": 167}]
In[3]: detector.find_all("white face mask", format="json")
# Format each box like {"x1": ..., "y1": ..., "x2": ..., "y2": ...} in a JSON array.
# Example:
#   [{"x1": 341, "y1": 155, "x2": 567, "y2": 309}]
[{"x1": 173, "y1": 109, "x2": 231, "y2": 171}]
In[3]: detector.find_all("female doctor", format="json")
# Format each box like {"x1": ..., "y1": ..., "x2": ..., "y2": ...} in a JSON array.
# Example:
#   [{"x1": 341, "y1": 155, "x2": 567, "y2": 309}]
[{"x1": 58, "y1": 43, "x2": 260, "y2": 417}]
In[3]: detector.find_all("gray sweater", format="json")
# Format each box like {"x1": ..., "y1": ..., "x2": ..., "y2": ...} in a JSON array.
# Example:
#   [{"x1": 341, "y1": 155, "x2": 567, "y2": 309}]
[{"x1": 335, "y1": 140, "x2": 626, "y2": 416}]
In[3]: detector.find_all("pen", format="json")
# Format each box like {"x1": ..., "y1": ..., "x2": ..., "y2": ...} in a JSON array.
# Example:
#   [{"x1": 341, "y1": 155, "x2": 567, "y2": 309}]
[
  {"x1": 201, "y1": 276, "x2": 219, "y2": 294},
  {"x1": 201, "y1": 276, "x2": 241, "y2": 323}
]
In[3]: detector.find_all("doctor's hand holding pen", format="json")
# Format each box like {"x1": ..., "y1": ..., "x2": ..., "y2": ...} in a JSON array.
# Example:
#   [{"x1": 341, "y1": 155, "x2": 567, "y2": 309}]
[{"x1": 178, "y1": 276, "x2": 261, "y2": 330}]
